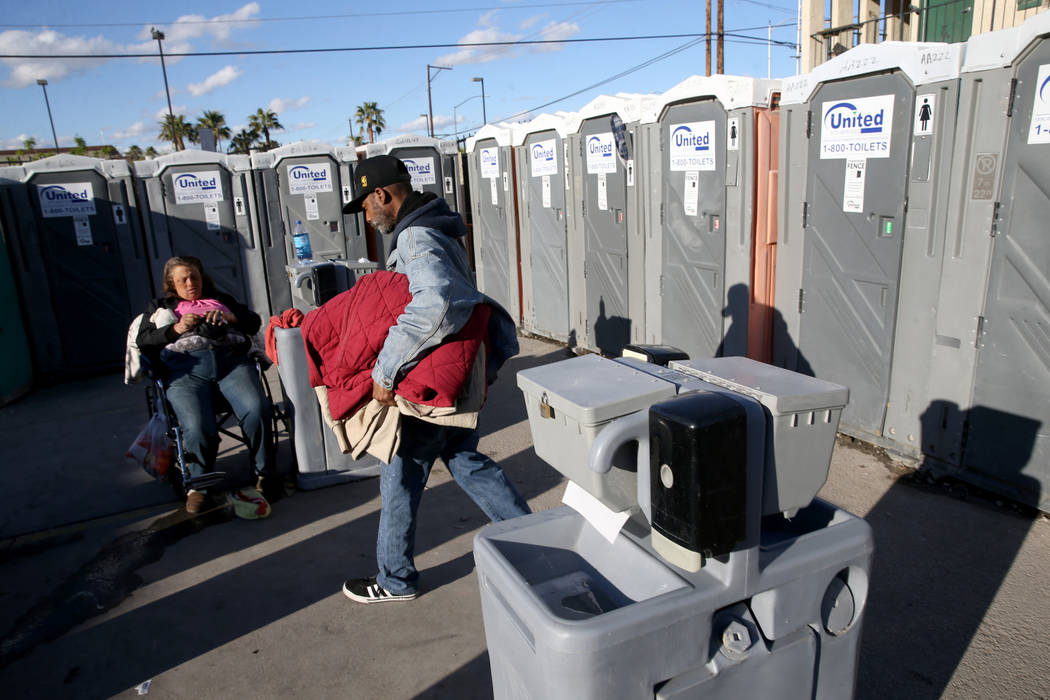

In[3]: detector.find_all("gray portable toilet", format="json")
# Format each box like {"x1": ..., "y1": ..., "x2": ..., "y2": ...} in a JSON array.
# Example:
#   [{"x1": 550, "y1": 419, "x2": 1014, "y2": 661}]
[
  {"x1": 773, "y1": 42, "x2": 964, "y2": 441},
  {"x1": 922, "y1": 12, "x2": 1050, "y2": 511},
  {"x1": 364, "y1": 134, "x2": 460, "y2": 210},
  {"x1": 134, "y1": 150, "x2": 271, "y2": 319},
  {"x1": 250, "y1": 141, "x2": 368, "y2": 313},
  {"x1": 467, "y1": 123, "x2": 520, "y2": 323},
  {"x1": 513, "y1": 112, "x2": 574, "y2": 342},
  {"x1": 0, "y1": 155, "x2": 152, "y2": 378},
  {"x1": 638, "y1": 75, "x2": 780, "y2": 360},
  {"x1": 566, "y1": 93, "x2": 658, "y2": 355}
]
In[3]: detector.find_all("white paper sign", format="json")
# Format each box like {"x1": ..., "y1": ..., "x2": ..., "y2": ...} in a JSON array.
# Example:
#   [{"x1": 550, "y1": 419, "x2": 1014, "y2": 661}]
[
  {"x1": 73, "y1": 215, "x2": 92, "y2": 245},
  {"x1": 843, "y1": 159, "x2": 867, "y2": 213},
  {"x1": 287, "y1": 162, "x2": 333, "y2": 194},
  {"x1": 489, "y1": 176, "x2": 499, "y2": 206},
  {"x1": 403, "y1": 157, "x2": 436, "y2": 186},
  {"x1": 585, "y1": 132, "x2": 617, "y2": 174},
  {"x1": 38, "y1": 182, "x2": 96, "y2": 217},
  {"x1": 562, "y1": 481, "x2": 630, "y2": 544},
  {"x1": 597, "y1": 172, "x2": 608, "y2": 210},
  {"x1": 684, "y1": 171, "x2": 699, "y2": 216},
  {"x1": 204, "y1": 205, "x2": 221, "y2": 230},
  {"x1": 542, "y1": 175, "x2": 551, "y2": 208},
  {"x1": 480, "y1": 147, "x2": 500, "y2": 179},
  {"x1": 1028, "y1": 64, "x2": 1050, "y2": 144},
  {"x1": 669, "y1": 121, "x2": 716, "y2": 171},
  {"x1": 727, "y1": 117, "x2": 740, "y2": 151},
  {"x1": 529, "y1": 139, "x2": 558, "y2": 177},
  {"x1": 564, "y1": 141, "x2": 571, "y2": 190},
  {"x1": 173, "y1": 171, "x2": 224, "y2": 204},
  {"x1": 914, "y1": 93, "x2": 935, "y2": 136},
  {"x1": 305, "y1": 194, "x2": 319, "y2": 220},
  {"x1": 820, "y1": 94, "x2": 895, "y2": 159}
]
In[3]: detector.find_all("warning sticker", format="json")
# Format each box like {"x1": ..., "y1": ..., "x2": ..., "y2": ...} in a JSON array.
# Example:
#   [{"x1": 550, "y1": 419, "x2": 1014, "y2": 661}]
[
  {"x1": 542, "y1": 175, "x2": 551, "y2": 208},
  {"x1": 669, "y1": 121, "x2": 716, "y2": 171},
  {"x1": 173, "y1": 171, "x2": 224, "y2": 204},
  {"x1": 586, "y1": 132, "x2": 617, "y2": 174},
  {"x1": 530, "y1": 139, "x2": 558, "y2": 177},
  {"x1": 305, "y1": 194, "x2": 319, "y2": 220},
  {"x1": 204, "y1": 205, "x2": 221, "y2": 230},
  {"x1": 843, "y1": 159, "x2": 867, "y2": 213},
  {"x1": 73, "y1": 215, "x2": 92, "y2": 245},
  {"x1": 489, "y1": 177, "x2": 499, "y2": 206},
  {"x1": 1027, "y1": 64, "x2": 1050, "y2": 144},
  {"x1": 38, "y1": 182, "x2": 96, "y2": 217},
  {"x1": 914, "y1": 93, "x2": 935, "y2": 136},
  {"x1": 287, "y1": 163, "x2": 333, "y2": 194},
  {"x1": 684, "y1": 172, "x2": 699, "y2": 216},
  {"x1": 820, "y1": 94, "x2": 894, "y2": 159},
  {"x1": 597, "y1": 172, "x2": 608, "y2": 210},
  {"x1": 480, "y1": 147, "x2": 500, "y2": 179}
]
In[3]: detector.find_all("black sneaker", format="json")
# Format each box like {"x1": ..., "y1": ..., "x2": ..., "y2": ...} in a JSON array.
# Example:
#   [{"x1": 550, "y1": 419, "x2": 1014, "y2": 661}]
[{"x1": 342, "y1": 576, "x2": 417, "y2": 604}]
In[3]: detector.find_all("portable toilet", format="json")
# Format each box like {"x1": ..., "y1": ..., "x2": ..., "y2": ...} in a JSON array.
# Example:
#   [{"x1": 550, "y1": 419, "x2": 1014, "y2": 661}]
[
  {"x1": 0, "y1": 173, "x2": 35, "y2": 400},
  {"x1": 513, "y1": 112, "x2": 573, "y2": 342},
  {"x1": 364, "y1": 134, "x2": 460, "y2": 210},
  {"x1": 922, "y1": 12, "x2": 1050, "y2": 511},
  {"x1": 638, "y1": 75, "x2": 780, "y2": 362},
  {"x1": 566, "y1": 93, "x2": 658, "y2": 355},
  {"x1": 773, "y1": 41, "x2": 964, "y2": 441},
  {"x1": 467, "y1": 123, "x2": 521, "y2": 323},
  {"x1": 0, "y1": 155, "x2": 152, "y2": 378},
  {"x1": 250, "y1": 142, "x2": 367, "y2": 313},
  {"x1": 134, "y1": 150, "x2": 270, "y2": 319}
]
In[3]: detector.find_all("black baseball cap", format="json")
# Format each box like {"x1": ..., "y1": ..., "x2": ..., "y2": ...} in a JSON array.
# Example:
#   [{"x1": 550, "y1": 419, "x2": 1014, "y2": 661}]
[{"x1": 342, "y1": 155, "x2": 413, "y2": 214}]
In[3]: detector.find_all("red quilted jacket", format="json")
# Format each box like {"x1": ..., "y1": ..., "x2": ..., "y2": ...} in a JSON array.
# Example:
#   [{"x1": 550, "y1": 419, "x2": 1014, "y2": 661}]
[{"x1": 300, "y1": 270, "x2": 491, "y2": 422}]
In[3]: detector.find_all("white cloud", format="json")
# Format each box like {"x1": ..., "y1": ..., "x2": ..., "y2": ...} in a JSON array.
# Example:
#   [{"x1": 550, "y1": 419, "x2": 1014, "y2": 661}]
[
  {"x1": 479, "y1": 10, "x2": 499, "y2": 27},
  {"x1": 112, "y1": 121, "x2": 151, "y2": 140},
  {"x1": 290, "y1": 121, "x2": 317, "y2": 131},
  {"x1": 436, "y1": 26, "x2": 521, "y2": 66},
  {"x1": 0, "y1": 29, "x2": 120, "y2": 87},
  {"x1": 520, "y1": 14, "x2": 546, "y2": 31},
  {"x1": 136, "y1": 3, "x2": 261, "y2": 44},
  {"x1": 155, "y1": 105, "x2": 189, "y2": 120},
  {"x1": 187, "y1": 65, "x2": 241, "y2": 96},
  {"x1": 396, "y1": 115, "x2": 430, "y2": 133},
  {"x1": 531, "y1": 21, "x2": 580, "y2": 53},
  {"x1": 268, "y1": 96, "x2": 311, "y2": 114}
]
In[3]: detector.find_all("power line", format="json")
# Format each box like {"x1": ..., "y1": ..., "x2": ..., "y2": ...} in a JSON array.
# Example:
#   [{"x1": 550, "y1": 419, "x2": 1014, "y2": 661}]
[
  {"x1": 0, "y1": 33, "x2": 717, "y2": 59},
  {"x1": 0, "y1": 1, "x2": 640, "y2": 29}
]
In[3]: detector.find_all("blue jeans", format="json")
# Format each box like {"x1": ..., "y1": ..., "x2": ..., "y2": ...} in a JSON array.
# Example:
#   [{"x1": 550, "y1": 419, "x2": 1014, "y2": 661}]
[
  {"x1": 164, "y1": 347, "x2": 273, "y2": 486},
  {"x1": 377, "y1": 417, "x2": 531, "y2": 594}
]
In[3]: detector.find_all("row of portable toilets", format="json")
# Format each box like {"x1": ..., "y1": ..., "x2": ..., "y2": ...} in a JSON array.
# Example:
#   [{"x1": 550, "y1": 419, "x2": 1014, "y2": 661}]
[
  {"x1": 466, "y1": 11, "x2": 1050, "y2": 512},
  {"x1": 0, "y1": 133, "x2": 465, "y2": 385}
]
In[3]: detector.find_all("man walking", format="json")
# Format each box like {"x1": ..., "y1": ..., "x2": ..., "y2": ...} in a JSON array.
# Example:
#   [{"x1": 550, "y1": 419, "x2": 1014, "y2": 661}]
[{"x1": 340, "y1": 155, "x2": 530, "y2": 603}]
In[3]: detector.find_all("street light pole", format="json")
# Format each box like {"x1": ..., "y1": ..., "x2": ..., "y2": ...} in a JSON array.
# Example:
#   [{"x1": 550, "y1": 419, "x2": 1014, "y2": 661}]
[
  {"x1": 472, "y1": 77, "x2": 487, "y2": 125},
  {"x1": 426, "y1": 64, "x2": 452, "y2": 138},
  {"x1": 151, "y1": 28, "x2": 177, "y2": 148},
  {"x1": 36, "y1": 79, "x2": 59, "y2": 151}
]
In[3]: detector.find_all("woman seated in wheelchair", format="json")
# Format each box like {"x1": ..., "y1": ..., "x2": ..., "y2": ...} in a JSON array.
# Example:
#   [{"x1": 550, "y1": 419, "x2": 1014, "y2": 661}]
[{"x1": 137, "y1": 256, "x2": 277, "y2": 514}]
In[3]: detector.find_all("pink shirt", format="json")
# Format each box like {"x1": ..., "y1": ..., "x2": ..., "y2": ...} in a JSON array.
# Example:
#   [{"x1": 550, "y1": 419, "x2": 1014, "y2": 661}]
[{"x1": 174, "y1": 298, "x2": 231, "y2": 319}]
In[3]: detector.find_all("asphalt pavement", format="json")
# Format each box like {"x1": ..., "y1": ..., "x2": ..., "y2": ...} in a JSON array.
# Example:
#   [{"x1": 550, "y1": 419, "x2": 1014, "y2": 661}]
[{"x1": 0, "y1": 335, "x2": 1046, "y2": 699}]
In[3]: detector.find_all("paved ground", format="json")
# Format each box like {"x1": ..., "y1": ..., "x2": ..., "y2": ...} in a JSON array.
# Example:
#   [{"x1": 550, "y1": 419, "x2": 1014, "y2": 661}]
[{"x1": 0, "y1": 335, "x2": 1047, "y2": 699}]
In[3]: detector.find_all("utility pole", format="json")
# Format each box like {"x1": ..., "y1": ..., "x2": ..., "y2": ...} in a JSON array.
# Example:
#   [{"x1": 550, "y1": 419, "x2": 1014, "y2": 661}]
[
  {"x1": 717, "y1": 0, "x2": 724, "y2": 74},
  {"x1": 706, "y1": 0, "x2": 712, "y2": 76},
  {"x1": 426, "y1": 64, "x2": 452, "y2": 138}
]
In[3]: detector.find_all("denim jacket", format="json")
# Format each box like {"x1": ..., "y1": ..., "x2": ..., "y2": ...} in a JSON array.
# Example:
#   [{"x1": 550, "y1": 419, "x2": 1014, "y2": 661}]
[{"x1": 372, "y1": 195, "x2": 519, "y2": 389}]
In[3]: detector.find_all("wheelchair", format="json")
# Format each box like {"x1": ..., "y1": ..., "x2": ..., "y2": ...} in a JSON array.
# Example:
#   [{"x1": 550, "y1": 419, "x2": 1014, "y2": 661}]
[{"x1": 141, "y1": 352, "x2": 286, "y2": 498}]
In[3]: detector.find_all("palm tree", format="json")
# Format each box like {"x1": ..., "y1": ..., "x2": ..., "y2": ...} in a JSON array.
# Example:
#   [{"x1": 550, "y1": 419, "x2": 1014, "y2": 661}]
[
  {"x1": 158, "y1": 114, "x2": 195, "y2": 151},
  {"x1": 145, "y1": 146, "x2": 159, "y2": 158},
  {"x1": 228, "y1": 128, "x2": 259, "y2": 155},
  {"x1": 248, "y1": 108, "x2": 283, "y2": 151},
  {"x1": 197, "y1": 110, "x2": 231, "y2": 152},
  {"x1": 125, "y1": 145, "x2": 144, "y2": 161},
  {"x1": 354, "y1": 102, "x2": 385, "y2": 144}
]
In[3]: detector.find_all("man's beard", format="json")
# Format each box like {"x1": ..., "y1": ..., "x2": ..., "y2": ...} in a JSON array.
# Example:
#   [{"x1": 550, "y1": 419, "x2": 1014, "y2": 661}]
[{"x1": 371, "y1": 209, "x2": 396, "y2": 235}]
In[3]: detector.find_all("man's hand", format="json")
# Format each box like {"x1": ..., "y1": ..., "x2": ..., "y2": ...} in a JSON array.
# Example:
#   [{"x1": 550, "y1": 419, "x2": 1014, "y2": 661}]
[{"x1": 372, "y1": 381, "x2": 396, "y2": 406}]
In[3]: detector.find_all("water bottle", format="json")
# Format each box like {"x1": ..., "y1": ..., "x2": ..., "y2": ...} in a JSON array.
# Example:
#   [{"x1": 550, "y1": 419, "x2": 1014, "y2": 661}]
[{"x1": 292, "y1": 220, "x2": 312, "y2": 262}]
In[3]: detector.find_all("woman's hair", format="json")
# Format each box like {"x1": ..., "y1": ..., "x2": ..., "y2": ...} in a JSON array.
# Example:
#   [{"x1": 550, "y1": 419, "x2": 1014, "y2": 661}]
[{"x1": 162, "y1": 256, "x2": 218, "y2": 297}]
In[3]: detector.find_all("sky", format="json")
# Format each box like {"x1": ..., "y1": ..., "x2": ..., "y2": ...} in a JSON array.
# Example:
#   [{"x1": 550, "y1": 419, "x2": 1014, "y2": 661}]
[{"x1": 0, "y1": 0, "x2": 803, "y2": 154}]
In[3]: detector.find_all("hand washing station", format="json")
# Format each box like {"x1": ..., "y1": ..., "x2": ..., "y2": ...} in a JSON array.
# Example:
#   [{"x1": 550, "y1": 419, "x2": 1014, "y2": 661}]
[{"x1": 473, "y1": 353, "x2": 872, "y2": 699}]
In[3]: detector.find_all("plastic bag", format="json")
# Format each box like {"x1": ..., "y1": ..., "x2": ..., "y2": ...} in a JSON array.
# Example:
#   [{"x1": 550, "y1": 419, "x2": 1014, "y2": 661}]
[{"x1": 126, "y1": 411, "x2": 174, "y2": 482}]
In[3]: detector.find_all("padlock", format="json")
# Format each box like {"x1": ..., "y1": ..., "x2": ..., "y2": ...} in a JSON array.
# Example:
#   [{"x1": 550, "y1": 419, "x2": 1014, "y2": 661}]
[{"x1": 539, "y1": 392, "x2": 555, "y2": 419}]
